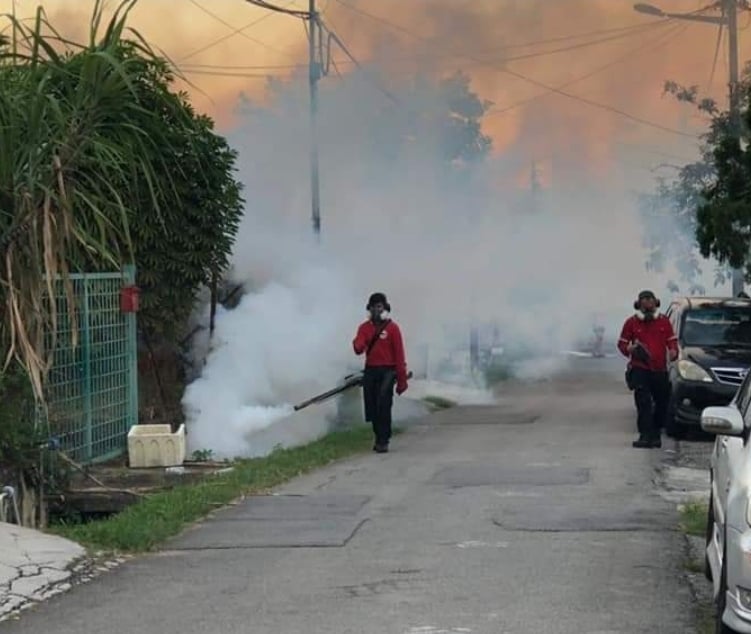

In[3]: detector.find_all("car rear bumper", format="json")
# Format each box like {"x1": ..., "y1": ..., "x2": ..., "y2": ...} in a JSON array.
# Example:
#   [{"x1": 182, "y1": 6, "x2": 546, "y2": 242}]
[{"x1": 672, "y1": 380, "x2": 739, "y2": 427}]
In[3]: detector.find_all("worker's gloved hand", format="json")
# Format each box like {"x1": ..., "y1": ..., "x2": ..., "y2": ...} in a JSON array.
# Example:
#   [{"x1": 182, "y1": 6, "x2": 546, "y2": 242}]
[{"x1": 396, "y1": 381, "x2": 408, "y2": 396}]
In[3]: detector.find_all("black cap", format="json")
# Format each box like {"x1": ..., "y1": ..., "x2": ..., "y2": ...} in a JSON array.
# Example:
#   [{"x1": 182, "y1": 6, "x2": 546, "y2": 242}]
[
  {"x1": 367, "y1": 292, "x2": 388, "y2": 309},
  {"x1": 638, "y1": 290, "x2": 656, "y2": 301}
]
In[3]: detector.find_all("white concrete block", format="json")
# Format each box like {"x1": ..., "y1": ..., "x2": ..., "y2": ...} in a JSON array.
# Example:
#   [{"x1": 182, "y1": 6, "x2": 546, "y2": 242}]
[{"x1": 127, "y1": 423, "x2": 186, "y2": 468}]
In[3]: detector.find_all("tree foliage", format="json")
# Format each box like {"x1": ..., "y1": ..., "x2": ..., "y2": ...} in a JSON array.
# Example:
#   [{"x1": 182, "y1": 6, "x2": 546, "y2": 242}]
[
  {"x1": 641, "y1": 73, "x2": 751, "y2": 291},
  {"x1": 0, "y1": 0, "x2": 243, "y2": 398},
  {"x1": 376, "y1": 70, "x2": 493, "y2": 166}
]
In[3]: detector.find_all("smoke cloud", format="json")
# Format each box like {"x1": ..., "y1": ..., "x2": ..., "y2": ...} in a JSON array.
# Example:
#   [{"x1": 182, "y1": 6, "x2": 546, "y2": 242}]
[{"x1": 182, "y1": 63, "x2": 723, "y2": 458}]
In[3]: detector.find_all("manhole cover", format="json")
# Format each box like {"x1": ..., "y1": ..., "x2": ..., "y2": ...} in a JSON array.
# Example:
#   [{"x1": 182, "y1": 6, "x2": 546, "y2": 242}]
[{"x1": 431, "y1": 465, "x2": 590, "y2": 488}]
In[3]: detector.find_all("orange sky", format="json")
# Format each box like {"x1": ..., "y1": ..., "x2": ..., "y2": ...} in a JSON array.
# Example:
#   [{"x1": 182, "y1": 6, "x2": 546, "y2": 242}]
[{"x1": 3, "y1": 0, "x2": 750, "y2": 188}]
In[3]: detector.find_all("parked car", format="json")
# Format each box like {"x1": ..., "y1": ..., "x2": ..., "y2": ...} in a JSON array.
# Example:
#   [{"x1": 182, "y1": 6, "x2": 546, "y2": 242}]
[
  {"x1": 701, "y1": 385, "x2": 751, "y2": 633},
  {"x1": 665, "y1": 297, "x2": 751, "y2": 439}
]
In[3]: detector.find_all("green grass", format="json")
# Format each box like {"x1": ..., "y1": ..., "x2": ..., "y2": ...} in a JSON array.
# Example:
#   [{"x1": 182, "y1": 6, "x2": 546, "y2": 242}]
[
  {"x1": 422, "y1": 395, "x2": 457, "y2": 410},
  {"x1": 685, "y1": 558, "x2": 704, "y2": 574},
  {"x1": 52, "y1": 425, "x2": 374, "y2": 553},
  {"x1": 695, "y1": 603, "x2": 714, "y2": 634},
  {"x1": 679, "y1": 500, "x2": 708, "y2": 537}
]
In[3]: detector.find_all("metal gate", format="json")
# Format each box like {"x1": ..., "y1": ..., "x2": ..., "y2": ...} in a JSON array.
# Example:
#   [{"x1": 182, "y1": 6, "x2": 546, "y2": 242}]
[{"x1": 42, "y1": 266, "x2": 138, "y2": 464}]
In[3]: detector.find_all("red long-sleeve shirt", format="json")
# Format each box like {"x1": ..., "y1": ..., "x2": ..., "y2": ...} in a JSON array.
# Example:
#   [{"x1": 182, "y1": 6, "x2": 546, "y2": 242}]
[
  {"x1": 353, "y1": 320, "x2": 408, "y2": 391},
  {"x1": 618, "y1": 314, "x2": 678, "y2": 372}
]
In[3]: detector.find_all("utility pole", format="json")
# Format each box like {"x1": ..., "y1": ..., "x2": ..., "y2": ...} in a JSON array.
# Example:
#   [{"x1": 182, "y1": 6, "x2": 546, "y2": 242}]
[
  {"x1": 727, "y1": 0, "x2": 745, "y2": 295},
  {"x1": 308, "y1": 0, "x2": 322, "y2": 240}
]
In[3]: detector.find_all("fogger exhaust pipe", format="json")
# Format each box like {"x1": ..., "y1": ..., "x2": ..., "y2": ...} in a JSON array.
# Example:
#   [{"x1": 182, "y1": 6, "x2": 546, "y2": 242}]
[{"x1": 293, "y1": 371, "x2": 414, "y2": 412}]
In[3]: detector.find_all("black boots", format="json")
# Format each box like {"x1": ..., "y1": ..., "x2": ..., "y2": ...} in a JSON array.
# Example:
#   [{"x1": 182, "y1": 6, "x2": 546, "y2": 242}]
[
  {"x1": 373, "y1": 442, "x2": 389, "y2": 454},
  {"x1": 632, "y1": 436, "x2": 661, "y2": 449}
]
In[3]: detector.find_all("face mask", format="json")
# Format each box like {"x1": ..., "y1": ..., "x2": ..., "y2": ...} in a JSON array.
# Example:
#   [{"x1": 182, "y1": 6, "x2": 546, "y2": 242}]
[{"x1": 636, "y1": 308, "x2": 655, "y2": 321}]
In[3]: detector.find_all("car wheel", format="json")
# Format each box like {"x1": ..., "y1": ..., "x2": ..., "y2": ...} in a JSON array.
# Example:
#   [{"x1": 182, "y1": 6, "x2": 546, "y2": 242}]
[
  {"x1": 705, "y1": 492, "x2": 714, "y2": 582},
  {"x1": 716, "y1": 535, "x2": 739, "y2": 634}
]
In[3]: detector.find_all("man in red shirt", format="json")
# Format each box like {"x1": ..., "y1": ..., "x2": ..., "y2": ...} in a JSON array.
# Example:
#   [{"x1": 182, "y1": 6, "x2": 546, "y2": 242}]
[
  {"x1": 353, "y1": 293, "x2": 408, "y2": 454},
  {"x1": 618, "y1": 290, "x2": 679, "y2": 449}
]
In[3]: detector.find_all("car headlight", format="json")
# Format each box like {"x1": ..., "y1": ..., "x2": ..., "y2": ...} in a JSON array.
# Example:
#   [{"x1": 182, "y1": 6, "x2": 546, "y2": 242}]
[{"x1": 677, "y1": 360, "x2": 713, "y2": 383}]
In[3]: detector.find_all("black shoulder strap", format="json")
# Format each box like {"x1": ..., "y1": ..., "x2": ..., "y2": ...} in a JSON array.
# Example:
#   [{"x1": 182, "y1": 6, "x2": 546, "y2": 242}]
[{"x1": 366, "y1": 320, "x2": 391, "y2": 356}]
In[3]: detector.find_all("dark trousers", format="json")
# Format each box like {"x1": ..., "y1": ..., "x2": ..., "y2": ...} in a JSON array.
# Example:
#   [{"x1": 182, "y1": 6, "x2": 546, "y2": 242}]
[
  {"x1": 630, "y1": 367, "x2": 670, "y2": 440},
  {"x1": 362, "y1": 366, "x2": 396, "y2": 446}
]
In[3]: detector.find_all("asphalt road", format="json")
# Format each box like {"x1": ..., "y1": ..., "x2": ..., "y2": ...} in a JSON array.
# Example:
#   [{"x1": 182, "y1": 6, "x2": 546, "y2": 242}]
[{"x1": 4, "y1": 360, "x2": 697, "y2": 633}]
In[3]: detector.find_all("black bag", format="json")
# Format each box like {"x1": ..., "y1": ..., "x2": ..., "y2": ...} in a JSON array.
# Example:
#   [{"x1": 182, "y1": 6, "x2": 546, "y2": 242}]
[{"x1": 625, "y1": 366, "x2": 635, "y2": 391}]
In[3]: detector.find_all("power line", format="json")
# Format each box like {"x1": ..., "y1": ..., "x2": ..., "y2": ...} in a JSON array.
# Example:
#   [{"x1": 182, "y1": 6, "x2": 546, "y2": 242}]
[
  {"x1": 180, "y1": 0, "x2": 298, "y2": 61},
  {"x1": 320, "y1": 19, "x2": 398, "y2": 102},
  {"x1": 472, "y1": 22, "x2": 677, "y2": 65},
  {"x1": 486, "y1": 23, "x2": 689, "y2": 118},
  {"x1": 179, "y1": 22, "x2": 680, "y2": 75},
  {"x1": 179, "y1": 69, "x2": 276, "y2": 79},
  {"x1": 244, "y1": 0, "x2": 310, "y2": 18},
  {"x1": 332, "y1": 0, "x2": 699, "y2": 140},
  {"x1": 708, "y1": 24, "x2": 724, "y2": 91}
]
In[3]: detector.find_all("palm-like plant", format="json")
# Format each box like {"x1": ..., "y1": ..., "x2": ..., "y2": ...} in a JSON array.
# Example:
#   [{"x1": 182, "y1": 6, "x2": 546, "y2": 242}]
[{"x1": 0, "y1": 0, "x2": 187, "y2": 400}]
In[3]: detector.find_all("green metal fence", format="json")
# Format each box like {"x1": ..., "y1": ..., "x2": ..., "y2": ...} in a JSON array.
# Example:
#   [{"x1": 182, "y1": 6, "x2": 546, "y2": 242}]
[{"x1": 42, "y1": 266, "x2": 138, "y2": 464}]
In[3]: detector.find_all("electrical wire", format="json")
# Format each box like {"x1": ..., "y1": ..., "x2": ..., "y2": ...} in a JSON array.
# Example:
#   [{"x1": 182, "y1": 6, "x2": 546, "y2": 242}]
[
  {"x1": 707, "y1": 23, "x2": 724, "y2": 91},
  {"x1": 470, "y1": 23, "x2": 677, "y2": 65},
  {"x1": 332, "y1": 0, "x2": 699, "y2": 139},
  {"x1": 486, "y1": 23, "x2": 689, "y2": 118},
  {"x1": 179, "y1": 16, "x2": 680, "y2": 75},
  {"x1": 185, "y1": 0, "x2": 293, "y2": 58},
  {"x1": 244, "y1": 0, "x2": 310, "y2": 19},
  {"x1": 179, "y1": 69, "x2": 276, "y2": 79},
  {"x1": 177, "y1": 18, "x2": 678, "y2": 74},
  {"x1": 320, "y1": 19, "x2": 398, "y2": 102},
  {"x1": 180, "y1": 0, "x2": 299, "y2": 62}
]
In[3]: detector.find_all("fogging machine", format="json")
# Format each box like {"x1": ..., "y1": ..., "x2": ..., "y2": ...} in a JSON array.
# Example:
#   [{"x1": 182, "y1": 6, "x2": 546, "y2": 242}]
[{"x1": 293, "y1": 371, "x2": 414, "y2": 412}]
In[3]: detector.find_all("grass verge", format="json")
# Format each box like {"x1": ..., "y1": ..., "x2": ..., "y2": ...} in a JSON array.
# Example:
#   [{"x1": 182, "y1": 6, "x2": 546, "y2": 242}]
[
  {"x1": 679, "y1": 500, "x2": 708, "y2": 537},
  {"x1": 422, "y1": 395, "x2": 457, "y2": 410},
  {"x1": 53, "y1": 425, "x2": 374, "y2": 553}
]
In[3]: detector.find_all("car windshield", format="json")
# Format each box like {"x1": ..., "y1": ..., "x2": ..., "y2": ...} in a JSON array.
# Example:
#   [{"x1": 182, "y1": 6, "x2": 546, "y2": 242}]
[{"x1": 682, "y1": 307, "x2": 751, "y2": 346}]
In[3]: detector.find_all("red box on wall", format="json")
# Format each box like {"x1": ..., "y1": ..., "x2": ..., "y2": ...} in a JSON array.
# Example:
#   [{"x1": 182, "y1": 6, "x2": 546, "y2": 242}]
[{"x1": 120, "y1": 285, "x2": 140, "y2": 313}]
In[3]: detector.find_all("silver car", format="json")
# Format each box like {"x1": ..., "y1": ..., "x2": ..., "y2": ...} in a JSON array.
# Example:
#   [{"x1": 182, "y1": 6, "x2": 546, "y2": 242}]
[{"x1": 702, "y1": 377, "x2": 751, "y2": 634}]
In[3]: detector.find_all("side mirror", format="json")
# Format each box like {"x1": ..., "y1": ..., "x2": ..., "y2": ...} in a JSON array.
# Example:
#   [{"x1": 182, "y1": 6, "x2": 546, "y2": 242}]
[{"x1": 701, "y1": 406, "x2": 745, "y2": 437}]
